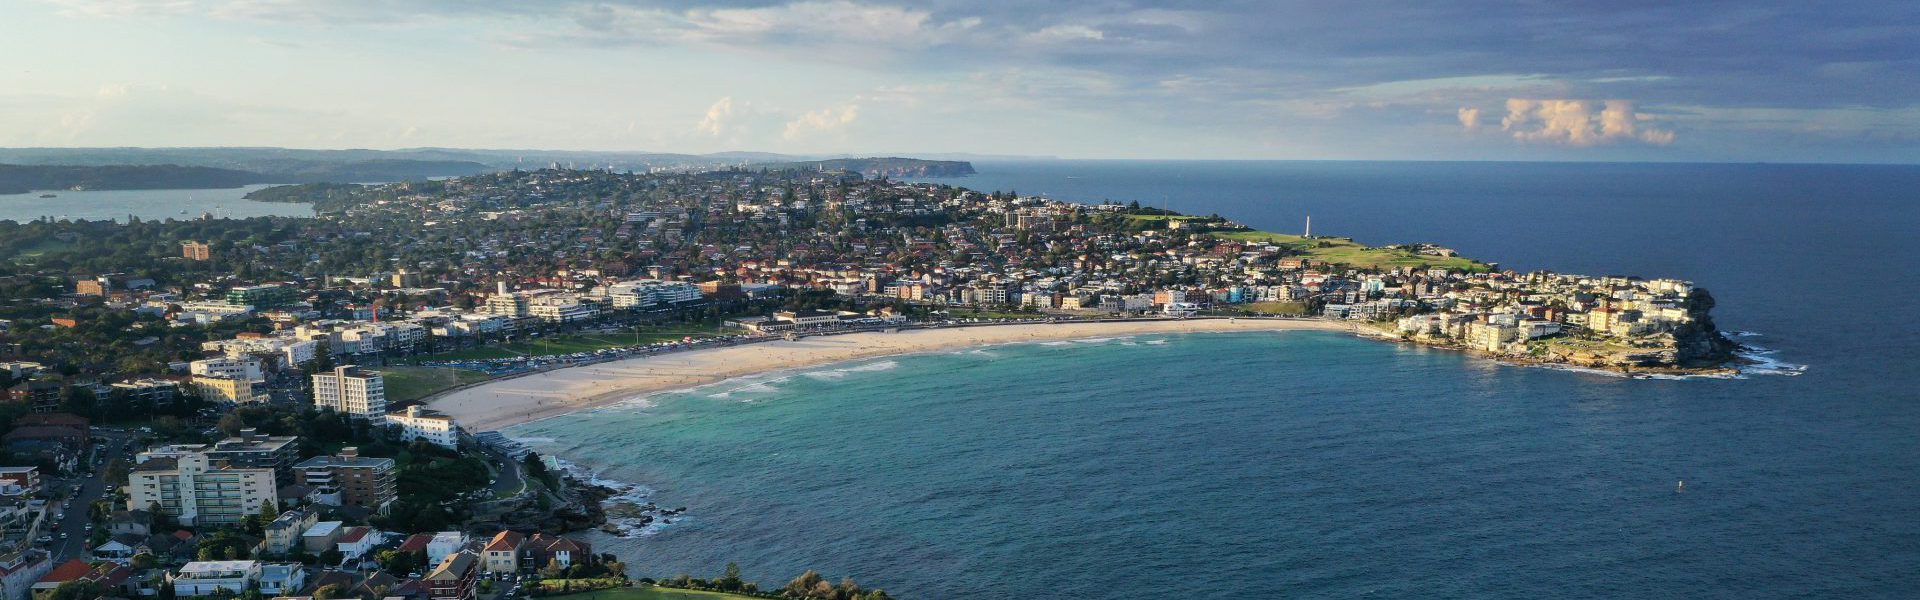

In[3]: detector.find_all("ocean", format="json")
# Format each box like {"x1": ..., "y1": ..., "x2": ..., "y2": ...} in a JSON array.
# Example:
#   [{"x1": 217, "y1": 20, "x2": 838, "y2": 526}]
[
  {"x1": 0, "y1": 184, "x2": 312, "y2": 222},
  {"x1": 510, "y1": 161, "x2": 1920, "y2": 598}
]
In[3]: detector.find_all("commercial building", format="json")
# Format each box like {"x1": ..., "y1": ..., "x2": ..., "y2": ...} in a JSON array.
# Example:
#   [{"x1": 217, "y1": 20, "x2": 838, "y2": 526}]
[
  {"x1": 312, "y1": 366, "x2": 386, "y2": 418},
  {"x1": 126, "y1": 451, "x2": 277, "y2": 527},
  {"x1": 292, "y1": 448, "x2": 396, "y2": 510},
  {"x1": 224, "y1": 284, "x2": 294, "y2": 308}
]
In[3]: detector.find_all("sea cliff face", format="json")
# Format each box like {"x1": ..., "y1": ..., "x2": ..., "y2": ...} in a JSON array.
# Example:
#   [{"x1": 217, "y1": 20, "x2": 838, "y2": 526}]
[{"x1": 1673, "y1": 288, "x2": 1738, "y2": 366}]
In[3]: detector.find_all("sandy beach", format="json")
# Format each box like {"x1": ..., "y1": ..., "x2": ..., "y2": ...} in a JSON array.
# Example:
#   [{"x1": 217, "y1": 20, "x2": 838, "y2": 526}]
[{"x1": 428, "y1": 318, "x2": 1349, "y2": 431}]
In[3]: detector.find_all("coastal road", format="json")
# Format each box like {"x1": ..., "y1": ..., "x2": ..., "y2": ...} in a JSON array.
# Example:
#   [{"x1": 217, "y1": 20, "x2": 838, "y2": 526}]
[{"x1": 479, "y1": 443, "x2": 529, "y2": 499}]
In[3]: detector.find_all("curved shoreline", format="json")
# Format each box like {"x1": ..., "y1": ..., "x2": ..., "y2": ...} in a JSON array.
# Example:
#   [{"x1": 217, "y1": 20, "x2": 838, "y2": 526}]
[{"x1": 429, "y1": 318, "x2": 1351, "y2": 431}]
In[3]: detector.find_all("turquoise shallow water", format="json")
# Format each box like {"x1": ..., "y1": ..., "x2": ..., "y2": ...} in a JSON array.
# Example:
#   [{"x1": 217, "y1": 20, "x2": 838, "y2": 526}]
[
  {"x1": 512, "y1": 161, "x2": 1920, "y2": 598},
  {"x1": 511, "y1": 331, "x2": 1912, "y2": 599}
]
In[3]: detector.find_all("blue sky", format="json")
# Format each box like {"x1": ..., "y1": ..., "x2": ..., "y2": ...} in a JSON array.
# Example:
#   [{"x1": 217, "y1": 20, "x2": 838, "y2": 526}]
[{"x1": 2, "y1": 0, "x2": 1916, "y2": 161}]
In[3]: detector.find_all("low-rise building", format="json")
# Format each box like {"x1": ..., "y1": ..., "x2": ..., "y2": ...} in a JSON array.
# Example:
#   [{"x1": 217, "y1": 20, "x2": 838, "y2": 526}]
[
  {"x1": 385, "y1": 406, "x2": 460, "y2": 450},
  {"x1": 263, "y1": 509, "x2": 318, "y2": 555},
  {"x1": 169, "y1": 561, "x2": 261, "y2": 596},
  {"x1": 426, "y1": 552, "x2": 479, "y2": 600},
  {"x1": 479, "y1": 531, "x2": 524, "y2": 574}
]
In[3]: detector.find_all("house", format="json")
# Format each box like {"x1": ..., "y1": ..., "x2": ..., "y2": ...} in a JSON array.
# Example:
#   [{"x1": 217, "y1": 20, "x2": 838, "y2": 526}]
[
  {"x1": 426, "y1": 532, "x2": 467, "y2": 569},
  {"x1": 258, "y1": 563, "x2": 306, "y2": 595},
  {"x1": 525, "y1": 534, "x2": 592, "y2": 571},
  {"x1": 263, "y1": 509, "x2": 318, "y2": 555},
  {"x1": 302, "y1": 521, "x2": 344, "y2": 554},
  {"x1": 0, "y1": 551, "x2": 54, "y2": 600},
  {"x1": 105, "y1": 510, "x2": 152, "y2": 537},
  {"x1": 32, "y1": 561, "x2": 135, "y2": 600},
  {"x1": 0, "y1": 467, "x2": 38, "y2": 497},
  {"x1": 91, "y1": 539, "x2": 137, "y2": 563},
  {"x1": 30, "y1": 560, "x2": 93, "y2": 600},
  {"x1": 169, "y1": 561, "x2": 261, "y2": 596},
  {"x1": 335, "y1": 526, "x2": 380, "y2": 562},
  {"x1": 425, "y1": 552, "x2": 479, "y2": 600},
  {"x1": 479, "y1": 531, "x2": 524, "y2": 574}
]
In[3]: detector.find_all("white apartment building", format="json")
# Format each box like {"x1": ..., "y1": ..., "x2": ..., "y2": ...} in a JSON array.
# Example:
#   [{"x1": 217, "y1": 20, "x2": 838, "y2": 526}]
[
  {"x1": 608, "y1": 280, "x2": 703, "y2": 309},
  {"x1": 170, "y1": 561, "x2": 262, "y2": 596},
  {"x1": 386, "y1": 406, "x2": 460, "y2": 449},
  {"x1": 189, "y1": 356, "x2": 265, "y2": 381},
  {"x1": 127, "y1": 452, "x2": 277, "y2": 526},
  {"x1": 312, "y1": 365, "x2": 386, "y2": 418},
  {"x1": 427, "y1": 531, "x2": 469, "y2": 568},
  {"x1": 527, "y1": 295, "x2": 599, "y2": 324}
]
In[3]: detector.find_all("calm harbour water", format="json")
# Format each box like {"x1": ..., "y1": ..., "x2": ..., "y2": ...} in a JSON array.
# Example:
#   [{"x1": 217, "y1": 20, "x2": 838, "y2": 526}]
[
  {"x1": 512, "y1": 161, "x2": 1920, "y2": 599},
  {"x1": 0, "y1": 184, "x2": 312, "y2": 222}
]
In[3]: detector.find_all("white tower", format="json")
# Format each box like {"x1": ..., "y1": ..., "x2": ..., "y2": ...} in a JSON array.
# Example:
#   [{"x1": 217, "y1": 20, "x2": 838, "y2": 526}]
[{"x1": 1304, "y1": 213, "x2": 1312, "y2": 238}]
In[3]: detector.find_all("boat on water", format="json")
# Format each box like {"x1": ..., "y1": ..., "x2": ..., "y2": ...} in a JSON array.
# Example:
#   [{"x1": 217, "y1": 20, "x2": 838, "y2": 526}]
[{"x1": 37, "y1": 194, "x2": 56, "y2": 198}]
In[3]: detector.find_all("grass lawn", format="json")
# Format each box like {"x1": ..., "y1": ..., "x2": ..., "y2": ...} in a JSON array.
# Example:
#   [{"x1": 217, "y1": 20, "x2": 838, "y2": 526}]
[
  {"x1": 542, "y1": 586, "x2": 762, "y2": 600},
  {"x1": 380, "y1": 365, "x2": 497, "y2": 402},
  {"x1": 418, "y1": 326, "x2": 725, "y2": 362},
  {"x1": 1209, "y1": 230, "x2": 1491, "y2": 272}
]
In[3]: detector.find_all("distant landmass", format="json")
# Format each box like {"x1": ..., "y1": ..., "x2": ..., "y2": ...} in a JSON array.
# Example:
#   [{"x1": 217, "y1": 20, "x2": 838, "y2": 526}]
[
  {"x1": 0, "y1": 147, "x2": 978, "y2": 193},
  {"x1": 0, "y1": 164, "x2": 260, "y2": 195},
  {"x1": 769, "y1": 157, "x2": 978, "y2": 178}
]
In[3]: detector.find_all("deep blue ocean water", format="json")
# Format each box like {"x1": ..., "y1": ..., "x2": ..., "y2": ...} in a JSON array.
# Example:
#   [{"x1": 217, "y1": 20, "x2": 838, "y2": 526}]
[{"x1": 512, "y1": 161, "x2": 1920, "y2": 599}]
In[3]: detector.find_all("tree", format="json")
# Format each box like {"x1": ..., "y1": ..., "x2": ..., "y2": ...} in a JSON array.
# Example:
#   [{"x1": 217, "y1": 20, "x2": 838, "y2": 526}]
[
  {"x1": 540, "y1": 558, "x2": 564, "y2": 579},
  {"x1": 217, "y1": 413, "x2": 246, "y2": 437},
  {"x1": 49, "y1": 580, "x2": 102, "y2": 600},
  {"x1": 716, "y1": 562, "x2": 743, "y2": 592},
  {"x1": 319, "y1": 548, "x2": 344, "y2": 567},
  {"x1": 158, "y1": 581, "x2": 176, "y2": 600},
  {"x1": 522, "y1": 452, "x2": 550, "y2": 486}
]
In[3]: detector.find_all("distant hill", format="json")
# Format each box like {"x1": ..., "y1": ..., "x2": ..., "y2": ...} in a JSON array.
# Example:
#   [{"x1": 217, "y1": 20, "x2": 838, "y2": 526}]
[
  {"x1": 0, "y1": 164, "x2": 260, "y2": 195},
  {"x1": 0, "y1": 148, "x2": 977, "y2": 192}
]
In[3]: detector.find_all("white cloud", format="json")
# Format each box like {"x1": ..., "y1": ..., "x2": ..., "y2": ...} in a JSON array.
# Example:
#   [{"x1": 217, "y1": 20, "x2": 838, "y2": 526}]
[
  {"x1": 1027, "y1": 24, "x2": 1105, "y2": 44},
  {"x1": 783, "y1": 104, "x2": 860, "y2": 140},
  {"x1": 1494, "y1": 98, "x2": 1674, "y2": 146},
  {"x1": 697, "y1": 96, "x2": 735, "y2": 136},
  {"x1": 1457, "y1": 106, "x2": 1480, "y2": 130}
]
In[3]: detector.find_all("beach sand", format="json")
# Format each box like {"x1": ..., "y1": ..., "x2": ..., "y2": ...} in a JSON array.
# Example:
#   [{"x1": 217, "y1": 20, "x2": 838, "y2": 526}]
[{"x1": 429, "y1": 318, "x2": 1349, "y2": 431}]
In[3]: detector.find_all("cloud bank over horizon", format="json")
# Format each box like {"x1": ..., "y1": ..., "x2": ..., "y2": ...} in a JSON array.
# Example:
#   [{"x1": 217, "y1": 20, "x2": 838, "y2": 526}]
[{"x1": 3, "y1": 0, "x2": 1917, "y2": 161}]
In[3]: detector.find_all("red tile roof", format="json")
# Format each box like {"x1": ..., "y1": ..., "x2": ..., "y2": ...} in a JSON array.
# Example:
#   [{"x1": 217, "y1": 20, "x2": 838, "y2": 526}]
[
  {"x1": 37, "y1": 560, "x2": 92, "y2": 584},
  {"x1": 398, "y1": 533, "x2": 433, "y2": 553},
  {"x1": 482, "y1": 531, "x2": 524, "y2": 552}
]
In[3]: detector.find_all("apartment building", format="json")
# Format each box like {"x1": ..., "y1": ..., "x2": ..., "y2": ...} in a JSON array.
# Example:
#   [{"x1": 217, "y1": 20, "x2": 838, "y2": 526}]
[
  {"x1": 127, "y1": 452, "x2": 277, "y2": 527},
  {"x1": 385, "y1": 406, "x2": 460, "y2": 450},
  {"x1": 312, "y1": 365, "x2": 386, "y2": 418},
  {"x1": 292, "y1": 448, "x2": 396, "y2": 510}
]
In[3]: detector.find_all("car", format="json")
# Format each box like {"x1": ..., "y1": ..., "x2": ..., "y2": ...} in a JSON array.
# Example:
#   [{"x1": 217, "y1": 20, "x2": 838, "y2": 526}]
[
  {"x1": 34, "y1": 536, "x2": 51, "y2": 543},
  {"x1": 57, "y1": 533, "x2": 66, "y2": 540}
]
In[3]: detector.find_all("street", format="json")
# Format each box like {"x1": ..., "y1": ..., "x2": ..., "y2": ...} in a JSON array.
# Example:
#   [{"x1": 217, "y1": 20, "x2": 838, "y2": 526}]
[{"x1": 45, "y1": 428, "x2": 138, "y2": 559}]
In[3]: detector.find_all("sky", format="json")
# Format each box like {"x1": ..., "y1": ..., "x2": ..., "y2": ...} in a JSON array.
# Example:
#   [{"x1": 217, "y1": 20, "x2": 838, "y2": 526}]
[{"x1": 1, "y1": 0, "x2": 1917, "y2": 162}]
